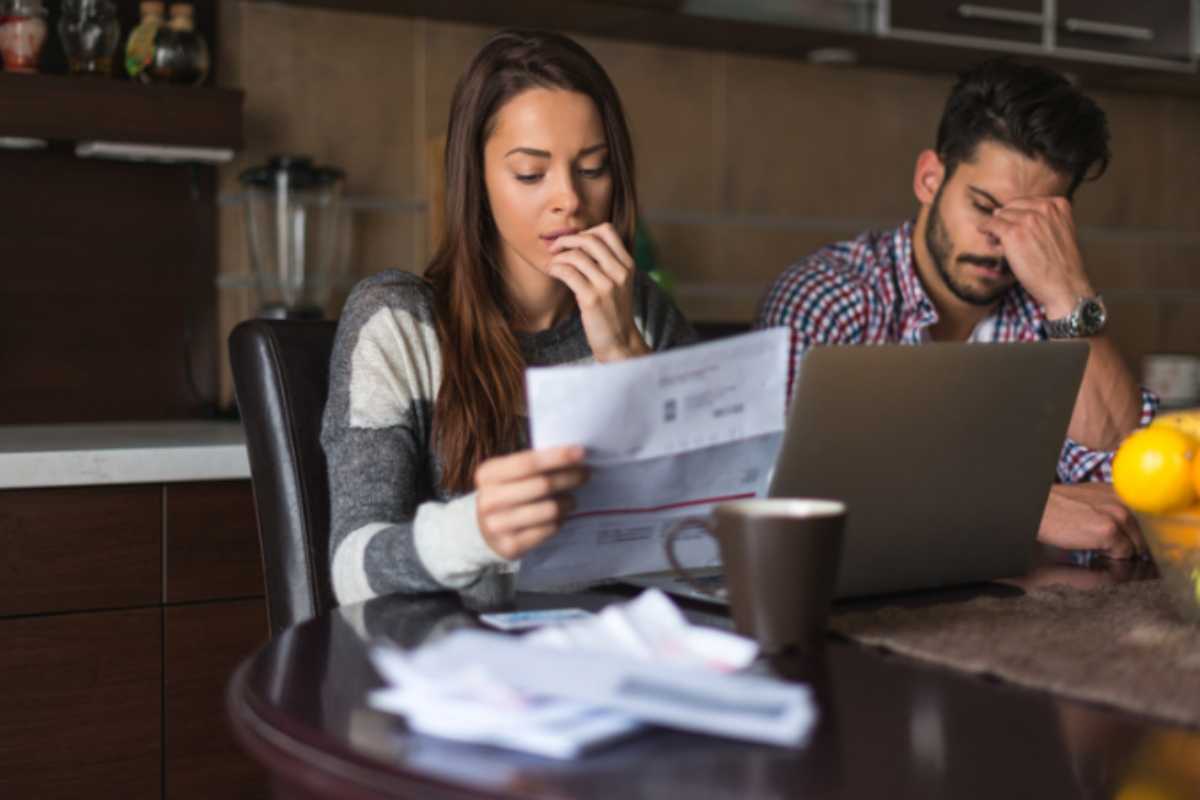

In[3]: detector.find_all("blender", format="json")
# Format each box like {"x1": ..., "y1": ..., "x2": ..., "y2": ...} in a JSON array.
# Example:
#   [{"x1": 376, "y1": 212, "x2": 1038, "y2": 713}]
[{"x1": 239, "y1": 155, "x2": 346, "y2": 319}]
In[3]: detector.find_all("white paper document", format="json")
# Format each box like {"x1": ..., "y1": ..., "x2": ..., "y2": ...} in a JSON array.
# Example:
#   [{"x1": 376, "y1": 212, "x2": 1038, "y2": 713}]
[
  {"x1": 519, "y1": 328, "x2": 790, "y2": 590},
  {"x1": 368, "y1": 590, "x2": 816, "y2": 759}
]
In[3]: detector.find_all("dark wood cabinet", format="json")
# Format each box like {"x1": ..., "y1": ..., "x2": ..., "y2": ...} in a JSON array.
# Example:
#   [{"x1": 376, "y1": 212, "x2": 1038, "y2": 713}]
[
  {"x1": 165, "y1": 600, "x2": 269, "y2": 800},
  {"x1": 0, "y1": 479, "x2": 268, "y2": 799},
  {"x1": 0, "y1": 145, "x2": 221, "y2": 425},
  {"x1": 890, "y1": 0, "x2": 1046, "y2": 45},
  {"x1": 1056, "y1": 0, "x2": 1192, "y2": 62},
  {"x1": 888, "y1": 0, "x2": 1194, "y2": 64},
  {"x1": 0, "y1": 485, "x2": 160, "y2": 617},
  {"x1": 165, "y1": 481, "x2": 263, "y2": 604},
  {"x1": 0, "y1": 609, "x2": 162, "y2": 799}
]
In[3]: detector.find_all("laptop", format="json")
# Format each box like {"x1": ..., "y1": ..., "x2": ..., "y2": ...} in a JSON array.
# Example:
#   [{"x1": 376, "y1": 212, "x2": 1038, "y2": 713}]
[{"x1": 627, "y1": 341, "x2": 1089, "y2": 602}]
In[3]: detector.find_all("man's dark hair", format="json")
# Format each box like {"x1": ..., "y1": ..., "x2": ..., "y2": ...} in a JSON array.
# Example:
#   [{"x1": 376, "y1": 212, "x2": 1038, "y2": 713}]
[{"x1": 935, "y1": 59, "x2": 1110, "y2": 196}]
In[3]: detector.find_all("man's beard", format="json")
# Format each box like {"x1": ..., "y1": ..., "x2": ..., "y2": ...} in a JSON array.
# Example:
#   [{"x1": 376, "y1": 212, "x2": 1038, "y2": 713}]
[{"x1": 924, "y1": 186, "x2": 1012, "y2": 307}]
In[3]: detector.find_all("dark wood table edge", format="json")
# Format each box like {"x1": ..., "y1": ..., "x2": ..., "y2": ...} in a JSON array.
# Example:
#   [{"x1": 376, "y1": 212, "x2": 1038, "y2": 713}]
[{"x1": 226, "y1": 658, "x2": 536, "y2": 800}]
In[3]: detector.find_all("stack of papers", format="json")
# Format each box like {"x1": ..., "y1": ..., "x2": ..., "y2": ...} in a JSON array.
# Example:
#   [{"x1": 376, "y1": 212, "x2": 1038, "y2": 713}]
[{"x1": 368, "y1": 590, "x2": 817, "y2": 759}]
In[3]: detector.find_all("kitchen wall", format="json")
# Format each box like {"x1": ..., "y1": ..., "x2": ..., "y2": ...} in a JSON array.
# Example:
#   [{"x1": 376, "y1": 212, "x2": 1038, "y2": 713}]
[{"x1": 215, "y1": 1, "x2": 1200, "y2": 404}]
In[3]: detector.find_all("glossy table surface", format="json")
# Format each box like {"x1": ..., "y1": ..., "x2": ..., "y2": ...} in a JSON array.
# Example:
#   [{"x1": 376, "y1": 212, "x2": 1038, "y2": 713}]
[{"x1": 228, "y1": 554, "x2": 1200, "y2": 799}]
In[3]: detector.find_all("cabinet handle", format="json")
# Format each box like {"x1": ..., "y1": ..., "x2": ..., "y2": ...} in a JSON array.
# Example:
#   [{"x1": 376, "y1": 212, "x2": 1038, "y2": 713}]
[
  {"x1": 1062, "y1": 17, "x2": 1154, "y2": 42},
  {"x1": 956, "y1": 4, "x2": 1045, "y2": 27}
]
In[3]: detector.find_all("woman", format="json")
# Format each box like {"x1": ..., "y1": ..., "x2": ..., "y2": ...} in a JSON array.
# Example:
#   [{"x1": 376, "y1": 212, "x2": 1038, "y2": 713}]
[{"x1": 321, "y1": 29, "x2": 695, "y2": 607}]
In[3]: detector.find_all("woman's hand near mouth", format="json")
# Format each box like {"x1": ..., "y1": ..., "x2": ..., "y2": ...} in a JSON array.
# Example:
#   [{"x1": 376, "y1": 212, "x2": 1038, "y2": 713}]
[{"x1": 546, "y1": 222, "x2": 650, "y2": 362}]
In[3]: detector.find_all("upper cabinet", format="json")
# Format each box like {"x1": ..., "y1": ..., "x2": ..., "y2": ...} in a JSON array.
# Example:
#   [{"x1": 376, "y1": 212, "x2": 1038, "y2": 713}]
[
  {"x1": 677, "y1": 0, "x2": 875, "y2": 33},
  {"x1": 1055, "y1": 0, "x2": 1192, "y2": 63},
  {"x1": 890, "y1": 0, "x2": 1046, "y2": 46},
  {"x1": 255, "y1": 1, "x2": 1200, "y2": 94},
  {"x1": 885, "y1": 0, "x2": 1194, "y2": 68}
]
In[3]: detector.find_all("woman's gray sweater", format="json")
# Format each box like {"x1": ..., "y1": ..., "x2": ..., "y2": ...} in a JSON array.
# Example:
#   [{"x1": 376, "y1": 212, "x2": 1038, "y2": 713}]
[{"x1": 320, "y1": 268, "x2": 696, "y2": 606}]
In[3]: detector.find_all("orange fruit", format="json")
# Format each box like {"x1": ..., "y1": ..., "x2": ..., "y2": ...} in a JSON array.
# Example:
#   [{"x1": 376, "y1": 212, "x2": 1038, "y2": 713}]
[
  {"x1": 1149, "y1": 509, "x2": 1200, "y2": 549},
  {"x1": 1152, "y1": 409, "x2": 1200, "y2": 441},
  {"x1": 1150, "y1": 411, "x2": 1200, "y2": 497},
  {"x1": 1112, "y1": 427, "x2": 1198, "y2": 513}
]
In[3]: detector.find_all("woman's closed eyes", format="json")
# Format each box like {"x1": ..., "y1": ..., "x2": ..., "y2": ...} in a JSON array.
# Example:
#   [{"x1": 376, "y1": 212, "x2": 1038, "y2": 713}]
[{"x1": 513, "y1": 161, "x2": 610, "y2": 184}]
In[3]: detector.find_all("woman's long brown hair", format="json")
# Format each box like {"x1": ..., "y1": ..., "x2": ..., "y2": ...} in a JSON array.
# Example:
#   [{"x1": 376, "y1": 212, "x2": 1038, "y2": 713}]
[{"x1": 426, "y1": 29, "x2": 639, "y2": 494}]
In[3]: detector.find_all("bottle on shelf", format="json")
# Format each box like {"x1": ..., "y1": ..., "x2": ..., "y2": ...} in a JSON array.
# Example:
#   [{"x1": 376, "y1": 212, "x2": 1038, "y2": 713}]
[
  {"x1": 58, "y1": 0, "x2": 122, "y2": 77},
  {"x1": 124, "y1": 0, "x2": 164, "y2": 82},
  {"x1": 0, "y1": 0, "x2": 48, "y2": 74},
  {"x1": 149, "y1": 2, "x2": 209, "y2": 86}
]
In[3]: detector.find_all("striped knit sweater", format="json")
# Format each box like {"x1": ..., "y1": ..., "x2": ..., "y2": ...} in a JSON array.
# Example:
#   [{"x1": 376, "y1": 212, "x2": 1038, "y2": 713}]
[{"x1": 320, "y1": 269, "x2": 696, "y2": 607}]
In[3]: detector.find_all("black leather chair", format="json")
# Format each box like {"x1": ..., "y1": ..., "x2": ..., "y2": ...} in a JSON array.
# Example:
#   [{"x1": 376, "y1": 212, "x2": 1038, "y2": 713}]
[{"x1": 229, "y1": 318, "x2": 339, "y2": 637}]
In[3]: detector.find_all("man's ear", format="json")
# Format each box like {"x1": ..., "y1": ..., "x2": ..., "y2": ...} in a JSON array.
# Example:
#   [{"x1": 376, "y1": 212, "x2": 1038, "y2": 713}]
[{"x1": 913, "y1": 149, "x2": 945, "y2": 206}]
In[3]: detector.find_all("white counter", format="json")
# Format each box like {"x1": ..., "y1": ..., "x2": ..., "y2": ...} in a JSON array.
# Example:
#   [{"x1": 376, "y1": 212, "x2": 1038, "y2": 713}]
[{"x1": 0, "y1": 421, "x2": 251, "y2": 489}]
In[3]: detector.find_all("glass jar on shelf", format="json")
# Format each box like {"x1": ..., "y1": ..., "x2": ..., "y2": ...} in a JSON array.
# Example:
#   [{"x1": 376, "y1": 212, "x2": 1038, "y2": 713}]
[
  {"x1": 58, "y1": 0, "x2": 121, "y2": 76},
  {"x1": 0, "y1": 0, "x2": 49, "y2": 74},
  {"x1": 148, "y1": 2, "x2": 208, "y2": 86}
]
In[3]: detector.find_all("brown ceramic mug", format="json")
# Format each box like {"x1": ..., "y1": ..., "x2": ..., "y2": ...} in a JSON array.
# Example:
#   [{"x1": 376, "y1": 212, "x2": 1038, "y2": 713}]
[{"x1": 664, "y1": 498, "x2": 847, "y2": 653}]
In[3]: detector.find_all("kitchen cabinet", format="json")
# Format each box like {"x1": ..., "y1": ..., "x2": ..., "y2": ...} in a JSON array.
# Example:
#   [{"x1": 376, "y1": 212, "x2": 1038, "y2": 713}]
[
  {"x1": 0, "y1": 485, "x2": 161, "y2": 617},
  {"x1": 263, "y1": 0, "x2": 1200, "y2": 97},
  {"x1": 0, "y1": 610, "x2": 162, "y2": 799},
  {"x1": 166, "y1": 599, "x2": 267, "y2": 800},
  {"x1": 677, "y1": 0, "x2": 874, "y2": 32},
  {"x1": 890, "y1": 0, "x2": 1046, "y2": 46},
  {"x1": 1056, "y1": 0, "x2": 1192, "y2": 63},
  {"x1": 0, "y1": 73, "x2": 243, "y2": 425},
  {"x1": 0, "y1": 479, "x2": 268, "y2": 799},
  {"x1": 886, "y1": 0, "x2": 1194, "y2": 65}
]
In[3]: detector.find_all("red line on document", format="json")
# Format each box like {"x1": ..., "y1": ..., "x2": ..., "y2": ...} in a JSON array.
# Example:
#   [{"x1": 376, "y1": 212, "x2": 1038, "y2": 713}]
[{"x1": 567, "y1": 492, "x2": 757, "y2": 520}]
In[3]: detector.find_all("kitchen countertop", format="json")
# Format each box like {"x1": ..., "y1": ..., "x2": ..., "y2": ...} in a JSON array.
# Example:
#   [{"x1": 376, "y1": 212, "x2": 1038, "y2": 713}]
[{"x1": 0, "y1": 421, "x2": 251, "y2": 489}]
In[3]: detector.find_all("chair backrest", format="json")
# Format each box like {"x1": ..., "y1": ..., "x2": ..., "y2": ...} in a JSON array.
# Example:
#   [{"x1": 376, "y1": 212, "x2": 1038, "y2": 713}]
[{"x1": 229, "y1": 318, "x2": 339, "y2": 637}]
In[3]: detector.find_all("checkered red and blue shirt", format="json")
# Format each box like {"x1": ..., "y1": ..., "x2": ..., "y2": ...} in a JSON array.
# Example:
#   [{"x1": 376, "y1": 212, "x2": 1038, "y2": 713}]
[{"x1": 754, "y1": 221, "x2": 1158, "y2": 484}]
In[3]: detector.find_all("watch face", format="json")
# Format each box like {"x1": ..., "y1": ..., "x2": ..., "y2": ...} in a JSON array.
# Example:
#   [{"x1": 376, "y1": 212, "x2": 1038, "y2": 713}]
[{"x1": 1080, "y1": 299, "x2": 1107, "y2": 333}]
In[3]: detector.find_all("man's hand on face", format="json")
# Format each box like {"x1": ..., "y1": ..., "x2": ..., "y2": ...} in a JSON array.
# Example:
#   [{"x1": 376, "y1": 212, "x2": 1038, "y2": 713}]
[
  {"x1": 1038, "y1": 482, "x2": 1146, "y2": 559},
  {"x1": 981, "y1": 196, "x2": 1095, "y2": 318}
]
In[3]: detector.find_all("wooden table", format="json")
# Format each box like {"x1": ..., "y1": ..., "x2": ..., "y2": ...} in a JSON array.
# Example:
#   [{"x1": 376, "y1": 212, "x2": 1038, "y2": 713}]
[{"x1": 227, "y1": 554, "x2": 1200, "y2": 799}]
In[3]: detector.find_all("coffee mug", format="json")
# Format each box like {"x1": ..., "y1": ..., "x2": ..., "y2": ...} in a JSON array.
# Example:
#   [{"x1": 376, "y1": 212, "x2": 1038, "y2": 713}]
[{"x1": 664, "y1": 498, "x2": 847, "y2": 653}]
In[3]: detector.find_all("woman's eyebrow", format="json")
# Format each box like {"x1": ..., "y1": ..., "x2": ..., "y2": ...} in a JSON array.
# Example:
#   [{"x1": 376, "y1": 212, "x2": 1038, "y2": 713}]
[
  {"x1": 505, "y1": 147, "x2": 551, "y2": 158},
  {"x1": 503, "y1": 143, "x2": 608, "y2": 158}
]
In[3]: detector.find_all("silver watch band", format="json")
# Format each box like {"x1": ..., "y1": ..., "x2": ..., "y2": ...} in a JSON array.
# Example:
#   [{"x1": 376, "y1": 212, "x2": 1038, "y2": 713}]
[
  {"x1": 1044, "y1": 295, "x2": 1106, "y2": 339},
  {"x1": 1043, "y1": 315, "x2": 1078, "y2": 339}
]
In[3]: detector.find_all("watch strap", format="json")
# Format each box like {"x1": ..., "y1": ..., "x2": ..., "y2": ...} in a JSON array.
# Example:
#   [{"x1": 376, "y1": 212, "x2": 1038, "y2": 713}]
[
  {"x1": 1044, "y1": 295, "x2": 1105, "y2": 339},
  {"x1": 1043, "y1": 314, "x2": 1078, "y2": 339}
]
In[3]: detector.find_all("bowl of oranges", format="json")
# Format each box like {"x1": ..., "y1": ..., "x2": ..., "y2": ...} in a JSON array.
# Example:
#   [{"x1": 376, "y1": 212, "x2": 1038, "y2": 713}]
[{"x1": 1113, "y1": 409, "x2": 1200, "y2": 623}]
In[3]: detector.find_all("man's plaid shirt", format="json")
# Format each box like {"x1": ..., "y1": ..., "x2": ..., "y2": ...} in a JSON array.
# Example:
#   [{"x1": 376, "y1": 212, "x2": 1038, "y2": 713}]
[{"x1": 754, "y1": 220, "x2": 1157, "y2": 483}]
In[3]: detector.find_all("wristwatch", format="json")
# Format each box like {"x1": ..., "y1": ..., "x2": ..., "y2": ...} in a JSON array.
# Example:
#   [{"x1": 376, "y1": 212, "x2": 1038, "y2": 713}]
[{"x1": 1043, "y1": 295, "x2": 1107, "y2": 339}]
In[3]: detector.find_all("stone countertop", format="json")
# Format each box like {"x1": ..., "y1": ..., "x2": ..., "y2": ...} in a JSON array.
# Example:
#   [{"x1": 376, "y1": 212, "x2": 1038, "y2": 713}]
[{"x1": 0, "y1": 421, "x2": 251, "y2": 489}]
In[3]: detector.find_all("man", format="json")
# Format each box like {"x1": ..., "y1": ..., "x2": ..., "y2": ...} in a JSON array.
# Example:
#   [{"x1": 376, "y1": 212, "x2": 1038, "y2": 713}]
[{"x1": 755, "y1": 59, "x2": 1155, "y2": 558}]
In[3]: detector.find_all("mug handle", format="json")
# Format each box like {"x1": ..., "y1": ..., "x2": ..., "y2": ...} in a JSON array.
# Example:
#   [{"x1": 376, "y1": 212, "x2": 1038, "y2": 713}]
[{"x1": 663, "y1": 516, "x2": 725, "y2": 599}]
